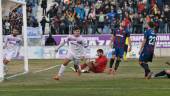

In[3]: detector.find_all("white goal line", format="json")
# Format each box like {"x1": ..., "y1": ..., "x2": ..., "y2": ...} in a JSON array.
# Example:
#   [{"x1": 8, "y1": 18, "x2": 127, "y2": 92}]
[
  {"x1": 5, "y1": 72, "x2": 27, "y2": 80},
  {"x1": 33, "y1": 65, "x2": 60, "y2": 74}
]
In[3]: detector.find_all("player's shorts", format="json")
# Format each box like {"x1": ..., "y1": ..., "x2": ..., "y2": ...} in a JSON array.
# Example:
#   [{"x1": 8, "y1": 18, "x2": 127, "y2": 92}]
[
  {"x1": 114, "y1": 47, "x2": 124, "y2": 59},
  {"x1": 66, "y1": 51, "x2": 85, "y2": 65},
  {"x1": 3, "y1": 49, "x2": 17, "y2": 61},
  {"x1": 139, "y1": 48, "x2": 154, "y2": 62},
  {"x1": 124, "y1": 44, "x2": 128, "y2": 53},
  {"x1": 89, "y1": 63, "x2": 104, "y2": 73}
]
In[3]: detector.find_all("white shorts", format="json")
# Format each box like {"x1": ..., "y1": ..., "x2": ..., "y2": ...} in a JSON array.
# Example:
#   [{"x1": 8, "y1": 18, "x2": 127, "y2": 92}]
[
  {"x1": 66, "y1": 51, "x2": 86, "y2": 65},
  {"x1": 3, "y1": 49, "x2": 18, "y2": 61}
]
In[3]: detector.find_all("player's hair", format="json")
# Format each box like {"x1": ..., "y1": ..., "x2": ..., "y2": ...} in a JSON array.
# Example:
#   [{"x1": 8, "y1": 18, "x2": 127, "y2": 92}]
[
  {"x1": 97, "y1": 49, "x2": 104, "y2": 53},
  {"x1": 73, "y1": 26, "x2": 80, "y2": 31}
]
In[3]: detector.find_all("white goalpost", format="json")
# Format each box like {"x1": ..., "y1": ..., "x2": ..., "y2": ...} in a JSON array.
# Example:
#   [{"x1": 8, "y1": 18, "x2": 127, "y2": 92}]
[
  {"x1": 0, "y1": 0, "x2": 29, "y2": 81},
  {"x1": 0, "y1": 0, "x2": 4, "y2": 82}
]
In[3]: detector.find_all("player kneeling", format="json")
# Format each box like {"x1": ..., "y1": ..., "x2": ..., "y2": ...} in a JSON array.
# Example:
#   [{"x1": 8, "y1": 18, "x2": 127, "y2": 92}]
[
  {"x1": 3, "y1": 28, "x2": 22, "y2": 76},
  {"x1": 80, "y1": 49, "x2": 108, "y2": 73},
  {"x1": 53, "y1": 26, "x2": 88, "y2": 80}
]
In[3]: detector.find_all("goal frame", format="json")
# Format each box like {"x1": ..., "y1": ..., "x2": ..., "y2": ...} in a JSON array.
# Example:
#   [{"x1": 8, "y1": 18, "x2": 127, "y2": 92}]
[{"x1": 0, "y1": 0, "x2": 28, "y2": 82}]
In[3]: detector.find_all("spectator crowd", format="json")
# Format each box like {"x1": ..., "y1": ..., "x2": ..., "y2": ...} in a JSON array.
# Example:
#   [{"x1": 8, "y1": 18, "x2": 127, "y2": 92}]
[
  {"x1": 2, "y1": 0, "x2": 170, "y2": 35},
  {"x1": 2, "y1": 0, "x2": 40, "y2": 35}
]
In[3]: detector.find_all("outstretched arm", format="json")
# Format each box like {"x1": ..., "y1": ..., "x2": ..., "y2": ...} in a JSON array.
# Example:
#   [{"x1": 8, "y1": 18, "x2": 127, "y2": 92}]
[{"x1": 55, "y1": 41, "x2": 66, "y2": 51}]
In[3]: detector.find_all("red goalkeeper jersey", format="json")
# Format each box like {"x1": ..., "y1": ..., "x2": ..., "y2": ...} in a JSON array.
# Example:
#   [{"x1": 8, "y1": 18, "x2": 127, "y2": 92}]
[{"x1": 95, "y1": 56, "x2": 108, "y2": 72}]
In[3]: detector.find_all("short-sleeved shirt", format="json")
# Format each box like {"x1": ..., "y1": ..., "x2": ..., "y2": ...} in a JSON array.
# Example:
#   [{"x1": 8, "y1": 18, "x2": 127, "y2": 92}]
[
  {"x1": 4, "y1": 35, "x2": 22, "y2": 52},
  {"x1": 95, "y1": 56, "x2": 108, "y2": 72},
  {"x1": 113, "y1": 28, "x2": 130, "y2": 48},
  {"x1": 143, "y1": 28, "x2": 156, "y2": 53},
  {"x1": 65, "y1": 35, "x2": 88, "y2": 56}
]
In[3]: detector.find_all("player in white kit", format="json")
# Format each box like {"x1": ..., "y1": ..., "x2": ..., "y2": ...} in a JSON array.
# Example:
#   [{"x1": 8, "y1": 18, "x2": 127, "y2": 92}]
[
  {"x1": 3, "y1": 29, "x2": 22, "y2": 75},
  {"x1": 53, "y1": 26, "x2": 88, "y2": 80}
]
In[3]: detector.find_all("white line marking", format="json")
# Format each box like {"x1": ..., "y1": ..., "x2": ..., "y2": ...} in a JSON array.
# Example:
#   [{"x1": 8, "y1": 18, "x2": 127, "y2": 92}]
[
  {"x1": 33, "y1": 65, "x2": 60, "y2": 74},
  {"x1": 5, "y1": 72, "x2": 27, "y2": 80},
  {"x1": 0, "y1": 88, "x2": 170, "y2": 92}
]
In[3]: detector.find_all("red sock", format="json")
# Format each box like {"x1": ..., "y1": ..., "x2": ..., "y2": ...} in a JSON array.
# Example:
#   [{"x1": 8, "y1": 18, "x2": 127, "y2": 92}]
[{"x1": 80, "y1": 64, "x2": 88, "y2": 70}]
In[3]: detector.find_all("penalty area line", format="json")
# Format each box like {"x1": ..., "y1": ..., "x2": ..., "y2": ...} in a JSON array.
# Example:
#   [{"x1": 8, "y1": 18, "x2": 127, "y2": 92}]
[{"x1": 33, "y1": 65, "x2": 60, "y2": 74}]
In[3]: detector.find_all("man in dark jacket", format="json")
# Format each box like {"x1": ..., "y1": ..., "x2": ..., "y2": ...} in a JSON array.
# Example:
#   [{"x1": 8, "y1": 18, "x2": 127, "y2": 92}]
[
  {"x1": 40, "y1": 16, "x2": 49, "y2": 35},
  {"x1": 45, "y1": 33, "x2": 57, "y2": 46},
  {"x1": 41, "y1": 0, "x2": 47, "y2": 16}
]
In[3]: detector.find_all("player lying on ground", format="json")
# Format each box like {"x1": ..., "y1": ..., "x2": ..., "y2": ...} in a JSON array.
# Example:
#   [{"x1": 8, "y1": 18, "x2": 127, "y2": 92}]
[
  {"x1": 153, "y1": 62, "x2": 170, "y2": 78},
  {"x1": 78, "y1": 49, "x2": 107, "y2": 73},
  {"x1": 138, "y1": 22, "x2": 156, "y2": 79},
  {"x1": 154, "y1": 70, "x2": 170, "y2": 78},
  {"x1": 3, "y1": 28, "x2": 22, "y2": 75},
  {"x1": 108, "y1": 23, "x2": 132, "y2": 74},
  {"x1": 53, "y1": 26, "x2": 88, "y2": 80}
]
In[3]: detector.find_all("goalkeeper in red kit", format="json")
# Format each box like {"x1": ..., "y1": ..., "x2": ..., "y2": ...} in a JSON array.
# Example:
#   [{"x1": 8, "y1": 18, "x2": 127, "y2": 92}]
[{"x1": 79, "y1": 49, "x2": 108, "y2": 73}]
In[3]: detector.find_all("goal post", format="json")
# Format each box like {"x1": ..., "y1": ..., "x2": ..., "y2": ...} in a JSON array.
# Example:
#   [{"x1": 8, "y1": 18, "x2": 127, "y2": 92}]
[
  {"x1": 0, "y1": 0, "x2": 4, "y2": 82},
  {"x1": 0, "y1": 0, "x2": 29, "y2": 82},
  {"x1": 9, "y1": 0, "x2": 29, "y2": 73},
  {"x1": 22, "y1": 1, "x2": 29, "y2": 73}
]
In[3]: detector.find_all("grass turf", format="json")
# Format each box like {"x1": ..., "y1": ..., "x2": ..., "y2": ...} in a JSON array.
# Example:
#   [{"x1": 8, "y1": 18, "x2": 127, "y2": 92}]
[{"x1": 0, "y1": 58, "x2": 170, "y2": 96}]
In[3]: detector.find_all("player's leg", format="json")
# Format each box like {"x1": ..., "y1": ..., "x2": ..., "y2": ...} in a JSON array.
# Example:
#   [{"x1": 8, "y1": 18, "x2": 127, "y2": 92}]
[
  {"x1": 139, "y1": 51, "x2": 153, "y2": 79},
  {"x1": 73, "y1": 59, "x2": 82, "y2": 76},
  {"x1": 3, "y1": 59, "x2": 10, "y2": 76},
  {"x1": 154, "y1": 70, "x2": 167, "y2": 77},
  {"x1": 86, "y1": 61, "x2": 97, "y2": 72},
  {"x1": 3, "y1": 51, "x2": 13, "y2": 75},
  {"x1": 114, "y1": 57, "x2": 121, "y2": 72},
  {"x1": 139, "y1": 61, "x2": 152, "y2": 78},
  {"x1": 165, "y1": 70, "x2": 170, "y2": 78},
  {"x1": 123, "y1": 44, "x2": 128, "y2": 62},
  {"x1": 53, "y1": 58, "x2": 71, "y2": 80},
  {"x1": 53, "y1": 52, "x2": 73, "y2": 80},
  {"x1": 114, "y1": 48, "x2": 124, "y2": 72},
  {"x1": 108, "y1": 56, "x2": 115, "y2": 74},
  {"x1": 80, "y1": 59, "x2": 91, "y2": 71},
  {"x1": 108, "y1": 48, "x2": 117, "y2": 74}
]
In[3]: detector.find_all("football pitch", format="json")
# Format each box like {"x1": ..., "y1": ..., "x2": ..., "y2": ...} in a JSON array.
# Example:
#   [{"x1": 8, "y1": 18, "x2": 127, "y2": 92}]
[{"x1": 0, "y1": 58, "x2": 170, "y2": 96}]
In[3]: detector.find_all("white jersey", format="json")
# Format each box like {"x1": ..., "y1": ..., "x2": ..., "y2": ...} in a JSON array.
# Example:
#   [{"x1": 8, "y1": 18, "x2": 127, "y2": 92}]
[
  {"x1": 4, "y1": 35, "x2": 22, "y2": 52},
  {"x1": 65, "y1": 35, "x2": 88, "y2": 56}
]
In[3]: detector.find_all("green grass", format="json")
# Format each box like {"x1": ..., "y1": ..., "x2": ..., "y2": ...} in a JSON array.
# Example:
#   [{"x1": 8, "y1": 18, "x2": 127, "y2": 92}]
[{"x1": 0, "y1": 58, "x2": 170, "y2": 96}]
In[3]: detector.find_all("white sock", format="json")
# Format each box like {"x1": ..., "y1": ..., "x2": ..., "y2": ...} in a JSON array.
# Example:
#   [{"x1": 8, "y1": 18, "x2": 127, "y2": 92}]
[
  {"x1": 58, "y1": 64, "x2": 66, "y2": 77},
  {"x1": 3, "y1": 64, "x2": 7, "y2": 75},
  {"x1": 78, "y1": 65, "x2": 81, "y2": 70}
]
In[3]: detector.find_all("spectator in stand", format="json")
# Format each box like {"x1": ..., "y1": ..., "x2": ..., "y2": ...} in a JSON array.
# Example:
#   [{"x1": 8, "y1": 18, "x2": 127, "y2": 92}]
[
  {"x1": 137, "y1": 0, "x2": 145, "y2": 14},
  {"x1": 40, "y1": 16, "x2": 49, "y2": 35},
  {"x1": 51, "y1": 16, "x2": 61, "y2": 34},
  {"x1": 164, "y1": 5, "x2": 170, "y2": 33},
  {"x1": 41, "y1": 0, "x2": 47, "y2": 16},
  {"x1": 45, "y1": 33, "x2": 57, "y2": 46},
  {"x1": 42, "y1": 0, "x2": 170, "y2": 35},
  {"x1": 4, "y1": 20, "x2": 11, "y2": 35}
]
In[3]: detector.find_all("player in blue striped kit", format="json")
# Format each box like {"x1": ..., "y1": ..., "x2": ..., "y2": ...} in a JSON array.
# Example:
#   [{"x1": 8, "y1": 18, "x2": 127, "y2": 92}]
[
  {"x1": 108, "y1": 23, "x2": 132, "y2": 74},
  {"x1": 139, "y1": 22, "x2": 157, "y2": 79}
]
